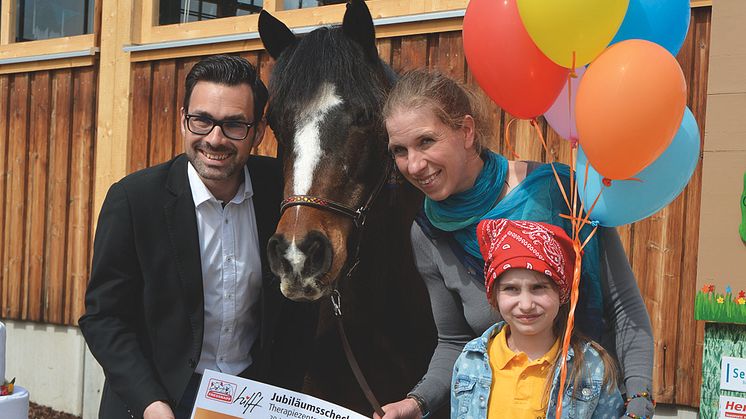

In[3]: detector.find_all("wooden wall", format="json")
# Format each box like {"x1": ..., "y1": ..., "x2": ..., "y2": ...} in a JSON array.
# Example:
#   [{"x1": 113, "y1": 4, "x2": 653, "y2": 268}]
[{"x1": 0, "y1": 67, "x2": 97, "y2": 325}]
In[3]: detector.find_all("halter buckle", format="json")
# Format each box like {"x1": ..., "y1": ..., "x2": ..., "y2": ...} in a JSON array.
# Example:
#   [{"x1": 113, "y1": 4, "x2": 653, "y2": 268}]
[{"x1": 331, "y1": 289, "x2": 342, "y2": 317}]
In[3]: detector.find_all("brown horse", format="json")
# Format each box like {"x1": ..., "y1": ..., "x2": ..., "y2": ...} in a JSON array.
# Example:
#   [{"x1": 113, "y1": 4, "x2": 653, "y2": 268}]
[{"x1": 259, "y1": 1, "x2": 437, "y2": 415}]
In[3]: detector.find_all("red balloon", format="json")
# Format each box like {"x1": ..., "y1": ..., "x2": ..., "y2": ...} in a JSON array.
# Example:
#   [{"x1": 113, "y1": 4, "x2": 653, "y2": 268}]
[{"x1": 463, "y1": 0, "x2": 570, "y2": 119}]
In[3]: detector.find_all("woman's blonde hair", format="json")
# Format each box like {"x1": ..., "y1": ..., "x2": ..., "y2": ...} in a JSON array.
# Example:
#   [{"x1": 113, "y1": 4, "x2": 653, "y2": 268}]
[{"x1": 383, "y1": 69, "x2": 492, "y2": 154}]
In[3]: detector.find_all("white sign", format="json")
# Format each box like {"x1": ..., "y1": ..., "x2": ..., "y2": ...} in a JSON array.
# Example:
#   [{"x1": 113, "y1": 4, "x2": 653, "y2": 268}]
[
  {"x1": 191, "y1": 369, "x2": 369, "y2": 419},
  {"x1": 720, "y1": 395, "x2": 746, "y2": 419},
  {"x1": 722, "y1": 357, "x2": 746, "y2": 392}
]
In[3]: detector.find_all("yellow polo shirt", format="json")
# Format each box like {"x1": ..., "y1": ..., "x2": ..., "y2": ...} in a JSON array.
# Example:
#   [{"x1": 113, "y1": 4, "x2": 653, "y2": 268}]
[{"x1": 486, "y1": 326, "x2": 560, "y2": 419}]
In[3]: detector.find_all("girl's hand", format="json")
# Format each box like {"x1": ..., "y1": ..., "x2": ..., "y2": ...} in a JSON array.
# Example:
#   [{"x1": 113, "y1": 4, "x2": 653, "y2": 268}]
[{"x1": 372, "y1": 398, "x2": 422, "y2": 419}]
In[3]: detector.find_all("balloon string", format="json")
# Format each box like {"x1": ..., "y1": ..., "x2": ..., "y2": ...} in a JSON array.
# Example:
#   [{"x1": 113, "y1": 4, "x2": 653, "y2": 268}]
[
  {"x1": 555, "y1": 240, "x2": 582, "y2": 419},
  {"x1": 567, "y1": 76, "x2": 573, "y2": 142},
  {"x1": 530, "y1": 118, "x2": 571, "y2": 212},
  {"x1": 570, "y1": 144, "x2": 579, "y2": 241},
  {"x1": 530, "y1": 97, "x2": 586, "y2": 419},
  {"x1": 503, "y1": 117, "x2": 521, "y2": 160}
]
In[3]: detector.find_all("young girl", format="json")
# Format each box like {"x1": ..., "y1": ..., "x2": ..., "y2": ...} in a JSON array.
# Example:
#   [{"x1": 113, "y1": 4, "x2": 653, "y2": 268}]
[{"x1": 451, "y1": 218, "x2": 627, "y2": 419}]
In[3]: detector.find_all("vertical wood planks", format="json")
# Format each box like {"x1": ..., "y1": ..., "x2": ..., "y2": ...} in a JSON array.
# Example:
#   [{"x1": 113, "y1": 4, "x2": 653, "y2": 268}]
[
  {"x1": 3, "y1": 74, "x2": 30, "y2": 319},
  {"x1": 431, "y1": 31, "x2": 465, "y2": 82},
  {"x1": 23, "y1": 72, "x2": 51, "y2": 321},
  {"x1": 0, "y1": 76, "x2": 9, "y2": 316},
  {"x1": 257, "y1": 52, "x2": 278, "y2": 158},
  {"x1": 175, "y1": 57, "x2": 199, "y2": 157},
  {"x1": 674, "y1": 7, "x2": 711, "y2": 406},
  {"x1": 44, "y1": 69, "x2": 73, "y2": 324},
  {"x1": 149, "y1": 60, "x2": 177, "y2": 166},
  {"x1": 66, "y1": 68, "x2": 96, "y2": 324},
  {"x1": 130, "y1": 62, "x2": 153, "y2": 173},
  {"x1": 397, "y1": 35, "x2": 428, "y2": 73}
]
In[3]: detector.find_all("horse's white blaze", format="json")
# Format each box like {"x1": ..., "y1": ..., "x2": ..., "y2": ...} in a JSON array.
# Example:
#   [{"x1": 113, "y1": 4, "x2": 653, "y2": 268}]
[
  {"x1": 285, "y1": 240, "x2": 306, "y2": 276},
  {"x1": 292, "y1": 83, "x2": 343, "y2": 195}
]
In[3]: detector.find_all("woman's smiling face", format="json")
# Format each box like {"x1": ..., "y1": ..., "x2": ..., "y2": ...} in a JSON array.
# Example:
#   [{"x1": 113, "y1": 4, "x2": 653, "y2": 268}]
[{"x1": 386, "y1": 106, "x2": 477, "y2": 201}]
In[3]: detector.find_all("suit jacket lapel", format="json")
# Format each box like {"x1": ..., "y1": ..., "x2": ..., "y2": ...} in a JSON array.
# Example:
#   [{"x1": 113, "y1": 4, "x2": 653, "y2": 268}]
[{"x1": 164, "y1": 155, "x2": 204, "y2": 358}]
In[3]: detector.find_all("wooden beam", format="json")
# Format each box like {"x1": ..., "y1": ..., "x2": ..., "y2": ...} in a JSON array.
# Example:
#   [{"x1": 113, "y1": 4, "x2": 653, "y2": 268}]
[
  {"x1": 131, "y1": 39, "x2": 265, "y2": 62},
  {"x1": 93, "y1": 0, "x2": 135, "y2": 232},
  {"x1": 133, "y1": 0, "x2": 157, "y2": 44},
  {"x1": 0, "y1": 34, "x2": 95, "y2": 60},
  {"x1": 93, "y1": 0, "x2": 104, "y2": 46},
  {"x1": 691, "y1": 0, "x2": 713, "y2": 8},
  {"x1": 0, "y1": 0, "x2": 16, "y2": 45},
  {"x1": 264, "y1": 0, "x2": 282, "y2": 13},
  {"x1": 0, "y1": 56, "x2": 94, "y2": 75}
]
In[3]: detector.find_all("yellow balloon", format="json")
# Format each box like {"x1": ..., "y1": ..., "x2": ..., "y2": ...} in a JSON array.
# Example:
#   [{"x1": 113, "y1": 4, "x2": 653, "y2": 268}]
[{"x1": 516, "y1": 0, "x2": 629, "y2": 68}]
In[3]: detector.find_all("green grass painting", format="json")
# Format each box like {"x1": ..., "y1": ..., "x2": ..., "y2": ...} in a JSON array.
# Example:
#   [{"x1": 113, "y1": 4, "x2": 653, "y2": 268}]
[{"x1": 695, "y1": 284, "x2": 746, "y2": 324}]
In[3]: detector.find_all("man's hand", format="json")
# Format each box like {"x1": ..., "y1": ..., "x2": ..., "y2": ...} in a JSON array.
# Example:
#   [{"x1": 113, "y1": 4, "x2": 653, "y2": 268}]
[
  {"x1": 144, "y1": 401, "x2": 175, "y2": 419},
  {"x1": 372, "y1": 398, "x2": 422, "y2": 419}
]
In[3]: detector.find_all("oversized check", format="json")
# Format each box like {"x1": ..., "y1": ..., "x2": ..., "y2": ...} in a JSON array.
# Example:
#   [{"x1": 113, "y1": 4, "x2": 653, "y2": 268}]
[{"x1": 191, "y1": 369, "x2": 369, "y2": 419}]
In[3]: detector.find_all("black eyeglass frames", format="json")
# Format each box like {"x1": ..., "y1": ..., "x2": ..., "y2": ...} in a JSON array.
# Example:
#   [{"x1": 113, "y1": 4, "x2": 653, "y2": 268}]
[{"x1": 185, "y1": 114, "x2": 256, "y2": 141}]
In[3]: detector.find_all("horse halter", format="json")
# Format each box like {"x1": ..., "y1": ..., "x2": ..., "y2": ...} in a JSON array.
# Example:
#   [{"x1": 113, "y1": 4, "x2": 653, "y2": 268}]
[
  {"x1": 277, "y1": 159, "x2": 392, "y2": 417},
  {"x1": 279, "y1": 158, "x2": 392, "y2": 245}
]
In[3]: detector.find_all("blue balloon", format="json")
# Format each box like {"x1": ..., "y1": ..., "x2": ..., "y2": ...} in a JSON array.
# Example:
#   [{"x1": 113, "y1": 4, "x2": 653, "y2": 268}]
[
  {"x1": 577, "y1": 107, "x2": 699, "y2": 227},
  {"x1": 610, "y1": 0, "x2": 691, "y2": 56}
]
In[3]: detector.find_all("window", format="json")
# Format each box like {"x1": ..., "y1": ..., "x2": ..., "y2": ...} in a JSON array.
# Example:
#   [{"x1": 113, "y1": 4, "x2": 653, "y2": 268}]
[
  {"x1": 283, "y1": 0, "x2": 345, "y2": 9},
  {"x1": 15, "y1": 0, "x2": 94, "y2": 42},
  {"x1": 159, "y1": 0, "x2": 264, "y2": 25},
  {"x1": 158, "y1": 0, "x2": 347, "y2": 25}
]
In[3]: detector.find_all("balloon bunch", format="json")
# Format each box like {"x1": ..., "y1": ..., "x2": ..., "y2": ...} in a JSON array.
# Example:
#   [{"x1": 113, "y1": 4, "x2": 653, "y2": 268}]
[
  {"x1": 464, "y1": 1, "x2": 699, "y2": 416},
  {"x1": 463, "y1": 0, "x2": 699, "y2": 227}
]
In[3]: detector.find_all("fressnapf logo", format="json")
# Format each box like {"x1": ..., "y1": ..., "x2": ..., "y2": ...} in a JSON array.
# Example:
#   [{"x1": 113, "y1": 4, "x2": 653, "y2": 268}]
[{"x1": 205, "y1": 378, "x2": 237, "y2": 403}]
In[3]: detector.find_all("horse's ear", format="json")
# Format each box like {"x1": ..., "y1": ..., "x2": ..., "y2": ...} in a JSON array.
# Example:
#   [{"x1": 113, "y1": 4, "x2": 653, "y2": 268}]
[
  {"x1": 342, "y1": 0, "x2": 378, "y2": 62},
  {"x1": 259, "y1": 10, "x2": 296, "y2": 60}
]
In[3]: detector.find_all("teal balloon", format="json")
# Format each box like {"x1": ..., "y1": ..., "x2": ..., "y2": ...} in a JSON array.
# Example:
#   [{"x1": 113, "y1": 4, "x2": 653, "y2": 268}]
[
  {"x1": 610, "y1": 0, "x2": 690, "y2": 56},
  {"x1": 577, "y1": 107, "x2": 699, "y2": 227}
]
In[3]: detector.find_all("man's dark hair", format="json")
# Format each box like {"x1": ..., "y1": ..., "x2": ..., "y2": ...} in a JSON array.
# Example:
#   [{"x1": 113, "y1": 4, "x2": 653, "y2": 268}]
[{"x1": 183, "y1": 55, "x2": 268, "y2": 122}]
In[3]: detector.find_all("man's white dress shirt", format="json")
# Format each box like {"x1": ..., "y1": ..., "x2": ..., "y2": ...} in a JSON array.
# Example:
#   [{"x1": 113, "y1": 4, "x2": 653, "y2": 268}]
[{"x1": 187, "y1": 162, "x2": 262, "y2": 375}]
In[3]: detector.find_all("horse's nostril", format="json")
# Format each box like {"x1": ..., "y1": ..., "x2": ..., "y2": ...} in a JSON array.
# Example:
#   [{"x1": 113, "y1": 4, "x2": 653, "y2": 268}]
[
  {"x1": 267, "y1": 234, "x2": 289, "y2": 275},
  {"x1": 301, "y1": 231, "x2": 332, "y2": 277}
]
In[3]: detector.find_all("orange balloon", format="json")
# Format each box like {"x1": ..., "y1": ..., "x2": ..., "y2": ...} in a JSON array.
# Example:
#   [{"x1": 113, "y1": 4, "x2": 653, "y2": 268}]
[{"x1": 576, "y1": 39, "x2": 686, "y2": 180}]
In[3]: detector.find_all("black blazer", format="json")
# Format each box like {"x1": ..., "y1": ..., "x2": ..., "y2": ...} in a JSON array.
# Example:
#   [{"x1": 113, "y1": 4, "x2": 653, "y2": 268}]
[{"x1": 79, "y1": 154, "x2": 316, "y2": 419}]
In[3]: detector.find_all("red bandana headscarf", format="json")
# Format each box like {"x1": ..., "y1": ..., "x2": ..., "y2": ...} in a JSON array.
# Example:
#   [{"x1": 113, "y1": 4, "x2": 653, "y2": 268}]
[{"x1": 477, "y1": 218, "x2": 575, "y2": 304}]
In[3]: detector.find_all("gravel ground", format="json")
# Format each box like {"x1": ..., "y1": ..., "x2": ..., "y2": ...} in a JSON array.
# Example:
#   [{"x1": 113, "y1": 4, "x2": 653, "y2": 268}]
[{"x1": 29, "y1": 402, "x2": 81, "y2": 419}]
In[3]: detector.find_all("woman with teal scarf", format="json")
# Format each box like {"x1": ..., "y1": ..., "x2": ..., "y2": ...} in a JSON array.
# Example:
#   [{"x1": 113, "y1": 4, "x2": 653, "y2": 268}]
[{"x1": 373, "y1": 70, "x2": 654, "y2": 419}]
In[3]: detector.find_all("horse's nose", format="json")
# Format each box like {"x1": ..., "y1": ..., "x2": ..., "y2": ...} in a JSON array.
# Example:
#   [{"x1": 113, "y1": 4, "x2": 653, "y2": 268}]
[
  {"x1": 299, "y1": 230, "x2": 333, "y2": 278},
  {"x1": 267, "y1": 231, "x2": 333, "y2": 279}
]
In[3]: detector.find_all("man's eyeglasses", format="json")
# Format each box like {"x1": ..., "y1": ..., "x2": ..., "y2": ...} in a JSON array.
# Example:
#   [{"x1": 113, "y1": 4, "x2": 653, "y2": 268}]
[{"x1": 185, "y1": 114, "x2": 256, "y2": 141}]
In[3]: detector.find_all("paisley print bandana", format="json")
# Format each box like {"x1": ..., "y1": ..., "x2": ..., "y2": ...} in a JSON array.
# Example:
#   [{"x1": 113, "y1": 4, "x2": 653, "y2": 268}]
[{"x1": 477, "y1": 218, "x2": 575, "y2": 304}]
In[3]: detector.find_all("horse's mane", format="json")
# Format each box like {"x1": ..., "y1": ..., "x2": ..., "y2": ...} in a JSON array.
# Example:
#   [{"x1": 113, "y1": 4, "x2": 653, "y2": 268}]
[{"x1": 267, "y1": 26, "x2": 389, "y2": 127}]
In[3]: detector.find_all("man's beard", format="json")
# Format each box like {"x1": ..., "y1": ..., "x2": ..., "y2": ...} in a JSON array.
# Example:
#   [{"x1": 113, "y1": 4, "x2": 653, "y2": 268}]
[{"x1": 186, "y1": 140, "x2": 245, "y2": 181}]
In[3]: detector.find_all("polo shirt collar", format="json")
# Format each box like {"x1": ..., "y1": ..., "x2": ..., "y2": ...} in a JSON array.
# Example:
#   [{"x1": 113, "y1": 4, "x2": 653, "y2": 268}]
[{"x1": 491, "y1": 325, "x2": 561, "y2": 370}]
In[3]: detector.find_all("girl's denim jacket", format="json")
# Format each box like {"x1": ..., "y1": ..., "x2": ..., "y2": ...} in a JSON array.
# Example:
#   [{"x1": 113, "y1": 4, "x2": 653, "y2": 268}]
[{"x1": 451, "y1": 322, "x2": 624, "y2": 419}]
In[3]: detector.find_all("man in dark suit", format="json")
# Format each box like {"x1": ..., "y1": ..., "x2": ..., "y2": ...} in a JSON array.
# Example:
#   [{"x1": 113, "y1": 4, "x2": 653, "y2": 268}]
[{"x1": 79, "y1": 55, "x2": 315, "y2": 419}]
